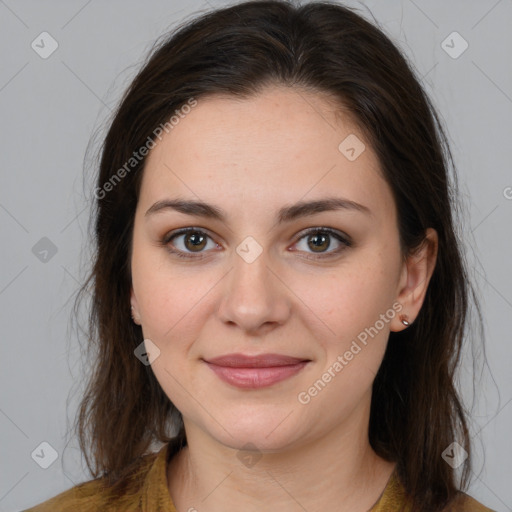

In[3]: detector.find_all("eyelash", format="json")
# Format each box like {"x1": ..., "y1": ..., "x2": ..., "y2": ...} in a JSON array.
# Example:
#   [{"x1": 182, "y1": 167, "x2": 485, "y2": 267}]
[{"x1": 161, "y1": 227, "x2": 352, "y2": 261}]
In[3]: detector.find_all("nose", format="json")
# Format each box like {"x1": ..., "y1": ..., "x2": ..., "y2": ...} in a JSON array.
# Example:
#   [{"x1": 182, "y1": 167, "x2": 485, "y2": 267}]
[{"x1": 216, "y1": 247, "x2": 291, "y2": 336}]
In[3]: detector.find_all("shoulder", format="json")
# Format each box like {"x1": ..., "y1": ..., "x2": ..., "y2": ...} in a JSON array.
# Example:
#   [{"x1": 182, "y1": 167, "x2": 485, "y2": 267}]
[
  {"x1": 21, "y1": 478, "x2": 115, "y2": 512},
  {"x1": 372, "y1": 468, "x2": 496, "y2": 512},
  {"x1": 22, "y1": 449, "x2": 163, "y2": 512},
  {"x1": 442, "y1": 492, "x2": 496, "y2": 512}
]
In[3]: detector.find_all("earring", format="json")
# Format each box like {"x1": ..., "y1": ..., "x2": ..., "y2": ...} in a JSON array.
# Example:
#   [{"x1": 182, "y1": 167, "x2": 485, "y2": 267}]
[{"x1": 400, "y1": 314, "x2": 410, "y2": 326}]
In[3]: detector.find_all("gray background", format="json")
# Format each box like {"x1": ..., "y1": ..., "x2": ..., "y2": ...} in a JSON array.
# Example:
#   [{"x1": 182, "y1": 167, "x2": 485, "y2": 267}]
[{"x1": 1, "y1": 0, "x2": 511, "y2": 511}]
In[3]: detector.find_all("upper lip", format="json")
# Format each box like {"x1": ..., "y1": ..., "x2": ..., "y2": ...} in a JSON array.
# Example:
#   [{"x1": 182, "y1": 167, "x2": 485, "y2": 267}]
[{"x1": 204, "y1": 353, "x2": 310, "y2": 368}]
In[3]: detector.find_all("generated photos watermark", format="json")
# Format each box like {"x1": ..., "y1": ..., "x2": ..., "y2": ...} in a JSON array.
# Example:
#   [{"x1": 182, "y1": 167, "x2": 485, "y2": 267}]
[
  {"x1": 94, "y1": 97, "x2": 198, "y2": 200},
  {"x1": 297, "y1": 301, "x2": 403, "y2": 404}
]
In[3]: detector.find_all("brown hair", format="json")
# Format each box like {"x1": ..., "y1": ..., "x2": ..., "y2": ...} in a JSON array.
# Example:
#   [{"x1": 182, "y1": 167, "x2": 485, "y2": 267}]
[{"x1": 72, "y1": 1, "x2": 484, "y2": 510}]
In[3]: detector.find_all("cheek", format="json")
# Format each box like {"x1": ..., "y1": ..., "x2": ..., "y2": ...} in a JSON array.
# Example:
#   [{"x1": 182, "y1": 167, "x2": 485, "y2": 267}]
[
  {"x1": 292, "y1": 259, "x2": 395, "y2": 338},
  {"x1": 131, "y1": 244, "x2": 218, "y2": 345},
  {"x1": 289, "y1": 251, "x2": 399, "y2": 389},
  {"x1": 135, "y1": 275, "x2": 200, "y2": 342}
]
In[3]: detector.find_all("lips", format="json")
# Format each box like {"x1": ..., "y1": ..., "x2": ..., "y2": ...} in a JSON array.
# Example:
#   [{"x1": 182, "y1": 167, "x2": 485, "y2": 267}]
[{"x1": 203, "y1": 353, "x2": 310, "y2": 388}]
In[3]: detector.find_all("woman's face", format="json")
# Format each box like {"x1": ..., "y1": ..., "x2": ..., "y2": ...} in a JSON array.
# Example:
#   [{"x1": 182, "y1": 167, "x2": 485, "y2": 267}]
[{"x1": 130, "y1": 86, "x2": 423, "y2": 452}]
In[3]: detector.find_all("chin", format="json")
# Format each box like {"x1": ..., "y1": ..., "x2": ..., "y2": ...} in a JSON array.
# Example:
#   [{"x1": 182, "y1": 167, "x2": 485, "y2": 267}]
[{"x1": 204, "y1": 412, "x2": 303, "y2": 453}]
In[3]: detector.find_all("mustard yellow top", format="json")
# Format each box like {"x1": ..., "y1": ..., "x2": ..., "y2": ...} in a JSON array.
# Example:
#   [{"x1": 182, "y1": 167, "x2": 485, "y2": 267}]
[{"x1": 24, "y1": 441, "x2": 495, "y2": 512}]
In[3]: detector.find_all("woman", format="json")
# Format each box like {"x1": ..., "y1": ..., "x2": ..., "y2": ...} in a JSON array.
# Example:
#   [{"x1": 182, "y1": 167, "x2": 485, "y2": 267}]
[{"x1": 25, "y1": 1, "x2": 495, "y2": 511}]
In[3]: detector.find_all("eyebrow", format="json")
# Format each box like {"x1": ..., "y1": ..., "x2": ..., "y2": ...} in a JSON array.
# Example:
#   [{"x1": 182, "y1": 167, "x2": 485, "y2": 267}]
[{"x1": 145, "y1": 197, "x2": 372, "y2": 224}]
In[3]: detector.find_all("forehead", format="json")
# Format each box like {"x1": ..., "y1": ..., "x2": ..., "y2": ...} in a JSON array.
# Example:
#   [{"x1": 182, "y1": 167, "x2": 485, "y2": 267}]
[{"x1": 139, "y1": 86, "x2": 395, "y2": 224}]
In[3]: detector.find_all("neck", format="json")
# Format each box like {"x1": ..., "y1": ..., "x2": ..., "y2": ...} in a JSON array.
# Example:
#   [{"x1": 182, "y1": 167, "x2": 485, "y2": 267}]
[{"x1": 167, "y1": 400, "x2": 396, "y2": 512}]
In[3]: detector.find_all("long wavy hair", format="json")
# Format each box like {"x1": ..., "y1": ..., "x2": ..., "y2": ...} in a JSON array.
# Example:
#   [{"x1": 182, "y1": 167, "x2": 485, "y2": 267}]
[{"x1": 71, "y1": 1, "x2": 485, "y2": 510}]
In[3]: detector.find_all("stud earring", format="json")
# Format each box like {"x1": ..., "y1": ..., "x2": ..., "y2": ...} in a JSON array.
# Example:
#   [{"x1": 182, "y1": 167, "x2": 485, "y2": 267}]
[{"x1": 400, "y1": 314, "x2": 410, "y2": 326}]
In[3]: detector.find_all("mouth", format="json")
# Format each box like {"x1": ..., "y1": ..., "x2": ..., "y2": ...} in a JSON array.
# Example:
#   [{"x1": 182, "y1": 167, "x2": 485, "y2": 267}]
[{"x1": 203, "y1": 353, "x2": 311, "y2": 389}]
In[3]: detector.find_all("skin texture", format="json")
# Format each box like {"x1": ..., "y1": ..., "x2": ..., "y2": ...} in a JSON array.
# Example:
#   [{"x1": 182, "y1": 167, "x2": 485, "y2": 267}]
[{"x1": 130, "y1": 86, "x2": 438, "y2": 512}]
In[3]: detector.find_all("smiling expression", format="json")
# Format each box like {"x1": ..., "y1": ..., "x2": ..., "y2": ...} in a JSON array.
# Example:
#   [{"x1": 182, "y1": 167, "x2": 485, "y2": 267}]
[{"x1": 130, "y1": 85, "x2": 409, "y2": 451}]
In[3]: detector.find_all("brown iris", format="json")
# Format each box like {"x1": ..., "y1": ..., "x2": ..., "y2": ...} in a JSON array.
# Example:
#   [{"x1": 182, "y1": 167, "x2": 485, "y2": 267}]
[
  {"x1": 307, "y1": 232, "x2": 330, "y2": 252},
  {"x1": 184, "y1": 231, "x2": 208, "y2": 252}
]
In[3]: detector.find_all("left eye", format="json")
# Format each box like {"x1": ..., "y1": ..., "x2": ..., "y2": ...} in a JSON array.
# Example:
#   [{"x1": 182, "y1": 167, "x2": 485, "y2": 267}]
[{"x1": 293, "y1": 228, "x2": 351, "y2": 257}]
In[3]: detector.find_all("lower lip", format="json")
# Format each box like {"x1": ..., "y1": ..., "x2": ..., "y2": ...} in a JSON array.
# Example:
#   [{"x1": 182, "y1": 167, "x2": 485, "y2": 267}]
[{"x1": 205, "y1": 361, "x2": 309, "y2": 389}]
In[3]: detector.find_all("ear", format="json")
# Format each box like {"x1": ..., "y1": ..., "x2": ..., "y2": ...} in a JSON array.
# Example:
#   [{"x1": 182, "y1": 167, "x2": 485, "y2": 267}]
[
  {"x1": 130, "y1": 287, "x2": 141, "y2": 325},
  {"x1": 391, "y1": 228, "x2": 438, "y2": 332}
]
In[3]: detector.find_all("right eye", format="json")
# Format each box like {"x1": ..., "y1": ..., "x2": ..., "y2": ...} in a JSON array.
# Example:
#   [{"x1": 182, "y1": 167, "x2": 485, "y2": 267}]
[{"x1": 162, "y1": 228, "x2": 221, "y2": 259}]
